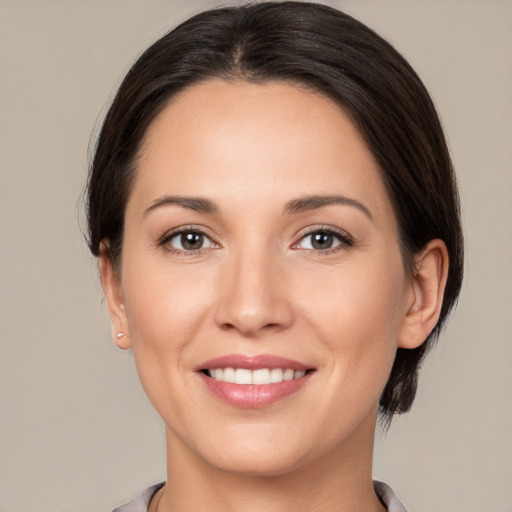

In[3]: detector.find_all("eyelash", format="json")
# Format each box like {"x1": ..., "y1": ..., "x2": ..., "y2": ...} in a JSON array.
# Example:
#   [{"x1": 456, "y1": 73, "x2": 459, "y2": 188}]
[
  {"x1": 159, "y1": 225, "x2": 354, "y2": 256},
  {"x1": 292, "y1": 226, "x2": 354, "y2": 255},
  {"x1": 159, "y1": 226, "x2": 219, "y2": 255}
]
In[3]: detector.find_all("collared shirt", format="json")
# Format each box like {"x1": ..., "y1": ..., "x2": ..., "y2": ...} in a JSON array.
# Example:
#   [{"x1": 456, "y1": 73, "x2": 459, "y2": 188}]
[{"x1": 111, "y1": 480, "x2": 407, "y2": 512}]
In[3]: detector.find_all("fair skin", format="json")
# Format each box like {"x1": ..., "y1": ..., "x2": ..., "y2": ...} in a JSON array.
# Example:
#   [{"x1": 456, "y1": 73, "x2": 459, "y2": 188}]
[{"x1": 100, "y1": 80, "x2": 448, "y2": 512}]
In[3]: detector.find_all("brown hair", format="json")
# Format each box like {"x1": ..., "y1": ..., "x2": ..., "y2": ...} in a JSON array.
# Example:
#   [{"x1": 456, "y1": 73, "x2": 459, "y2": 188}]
[{"x1": 86, "y1": 1, "x2": 463, "y2": 424}]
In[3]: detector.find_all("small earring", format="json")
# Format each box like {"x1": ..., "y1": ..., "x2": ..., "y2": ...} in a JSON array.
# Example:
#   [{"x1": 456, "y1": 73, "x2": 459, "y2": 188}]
[{"x1": 115, "y1": 331, "x2": 130, "y2": 350}]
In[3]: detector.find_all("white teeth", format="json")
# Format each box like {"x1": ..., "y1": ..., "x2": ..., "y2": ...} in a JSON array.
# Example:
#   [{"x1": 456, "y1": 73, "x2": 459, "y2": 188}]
[
  {"x1": 206, "y1": 367, "x2": 308, "y2": 385},
  {"x1": 270, "y1": 368, "x2": 283, "y2": 383},
  {"x1": 235, "y1": 368, "x2": 252, "y2": 384},
  {"x1": 223, "y1": 367, "x2": 236, "y2": 383},
  {"x1": 253, "y1": 368, "x2": 271, "y2": 384}
]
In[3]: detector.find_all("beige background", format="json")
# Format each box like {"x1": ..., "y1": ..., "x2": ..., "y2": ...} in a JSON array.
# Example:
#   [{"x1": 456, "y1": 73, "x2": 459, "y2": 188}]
[{"x1": 1, "y1": 1, "x2": 511, "y2": 511}]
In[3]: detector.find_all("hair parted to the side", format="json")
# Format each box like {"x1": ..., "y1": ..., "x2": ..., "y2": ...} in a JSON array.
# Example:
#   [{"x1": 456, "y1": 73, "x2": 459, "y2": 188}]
[{"x1": 86, "y1": 1, "x2": 463, "y2": 424}]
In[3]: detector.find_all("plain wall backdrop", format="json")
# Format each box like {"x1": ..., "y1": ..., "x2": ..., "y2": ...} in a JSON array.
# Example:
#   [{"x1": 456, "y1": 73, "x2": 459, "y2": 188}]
[{"x1": 1, "y1": 1, "x2": 511, "y2": 511}]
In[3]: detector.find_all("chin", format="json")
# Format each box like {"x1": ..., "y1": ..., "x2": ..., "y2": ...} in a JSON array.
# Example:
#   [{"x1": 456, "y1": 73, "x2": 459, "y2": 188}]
[
  {"x1": 185, "y1": 422, "x2": 328, "y2": 478},
  {"x1": 205, "y1": 447, "x2": 307, "y2": 478}
]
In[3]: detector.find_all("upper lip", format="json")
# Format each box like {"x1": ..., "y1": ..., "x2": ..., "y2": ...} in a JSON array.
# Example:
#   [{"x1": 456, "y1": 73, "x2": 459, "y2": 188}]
[{"x1": 195, "y1": 354, "x2": 312, "y2": 372}]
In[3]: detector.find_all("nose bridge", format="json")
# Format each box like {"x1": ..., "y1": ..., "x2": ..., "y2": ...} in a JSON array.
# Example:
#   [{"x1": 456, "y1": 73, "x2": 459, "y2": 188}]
[{"x1": 215, "y1": 239, "x2": 293, "y2": 336}]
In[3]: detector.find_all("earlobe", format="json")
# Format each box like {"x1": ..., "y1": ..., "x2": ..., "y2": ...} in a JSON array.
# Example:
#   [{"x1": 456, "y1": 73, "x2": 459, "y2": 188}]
[
  {"x1": 398, "y1": 239, "x2": 449, "y2": 349},
  {"x1": 99, "y1": 241, "x2": 132, "y2": 350}
]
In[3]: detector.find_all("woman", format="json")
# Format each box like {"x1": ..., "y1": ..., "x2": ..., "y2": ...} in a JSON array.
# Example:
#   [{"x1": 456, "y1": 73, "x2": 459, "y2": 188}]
[{"x1": 86, "y1": 2, "x2": 463, "y2": 511}]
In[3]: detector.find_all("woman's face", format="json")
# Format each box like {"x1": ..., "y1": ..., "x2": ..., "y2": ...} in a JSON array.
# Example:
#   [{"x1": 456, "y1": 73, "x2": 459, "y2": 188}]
[{"x1": 104, "y1": 80, "x2": 417, "y2": 475}]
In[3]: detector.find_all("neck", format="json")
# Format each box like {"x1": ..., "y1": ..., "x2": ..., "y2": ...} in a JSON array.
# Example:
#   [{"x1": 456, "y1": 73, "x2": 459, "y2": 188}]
[{"x1": 155, "y1": 412, "x2": 385, "y2": 512}]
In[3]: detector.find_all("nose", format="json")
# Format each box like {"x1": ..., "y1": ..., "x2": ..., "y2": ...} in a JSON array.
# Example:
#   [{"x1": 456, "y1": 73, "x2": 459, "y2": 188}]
[{"x1": 214, "y1": 247, "x2": 294, "y2": 338}]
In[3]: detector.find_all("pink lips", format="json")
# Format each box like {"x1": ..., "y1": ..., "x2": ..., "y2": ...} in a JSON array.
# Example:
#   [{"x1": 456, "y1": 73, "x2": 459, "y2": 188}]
[{"x1": 196, "y1": 354, "x2": 314, "y2": 408}]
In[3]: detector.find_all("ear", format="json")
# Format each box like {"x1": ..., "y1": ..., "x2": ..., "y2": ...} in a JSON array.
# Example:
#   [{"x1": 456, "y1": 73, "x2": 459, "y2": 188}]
[
  {"x1": 398, "y1": 239, "x2": 449, "y2": 349},
  {"x1": 99, "y1": 241, "x2": 132, "y2": 350}
]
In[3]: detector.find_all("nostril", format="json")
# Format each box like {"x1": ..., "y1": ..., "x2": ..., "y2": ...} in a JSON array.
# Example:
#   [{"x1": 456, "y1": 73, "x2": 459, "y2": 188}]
[{"x1": 214, "y1": 293, "x2": 295, "y2": 336}]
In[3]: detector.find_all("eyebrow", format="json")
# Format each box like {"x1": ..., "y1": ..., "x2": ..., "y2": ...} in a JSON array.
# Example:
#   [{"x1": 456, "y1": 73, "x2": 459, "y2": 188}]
[
  {"x1": 284, "y1": 194, "x2": 373, "y2": 221},
  {"x1": 143, "y1": 195, "x2": 219, "y2": 216},
  {"x1": 143, "y1": 193, "x2": 373, "y2": 221}
]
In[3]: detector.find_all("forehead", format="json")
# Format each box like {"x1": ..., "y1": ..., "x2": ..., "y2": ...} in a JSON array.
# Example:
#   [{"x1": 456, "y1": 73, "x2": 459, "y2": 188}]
[{"x1": 130, "y1": 79, "x2": 394, "y2": 223}]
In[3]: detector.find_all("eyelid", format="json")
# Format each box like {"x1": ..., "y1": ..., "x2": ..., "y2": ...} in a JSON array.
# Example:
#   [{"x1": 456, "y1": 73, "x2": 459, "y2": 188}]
[
  {"x1": 291, "y1": 225, "x2": 354, "y2": 252},
  {"x1": 158, "y1": 225, "x2": 221, "y2": 254}
]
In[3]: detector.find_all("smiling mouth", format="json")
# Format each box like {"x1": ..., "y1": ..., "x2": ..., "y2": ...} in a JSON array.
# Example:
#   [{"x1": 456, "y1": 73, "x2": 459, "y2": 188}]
[
  {"x1": 201, "y1": 368, "x2": 312, "y2": 385},
  {"x1": 197, "y1": 356, "x2": 315, "y2": 407}
]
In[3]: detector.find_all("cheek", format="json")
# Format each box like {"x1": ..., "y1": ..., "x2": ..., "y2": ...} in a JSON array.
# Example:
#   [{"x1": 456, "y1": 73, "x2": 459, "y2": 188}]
[
  {"x1": 295, "y1": 252, "x2": 407, "y2": 386},
  {"x1": 119, "y1": 254, "x2": 216, "y2": 405},
  {"x1": 121, "y1": 247, "x2": 215, "y2": 341}
]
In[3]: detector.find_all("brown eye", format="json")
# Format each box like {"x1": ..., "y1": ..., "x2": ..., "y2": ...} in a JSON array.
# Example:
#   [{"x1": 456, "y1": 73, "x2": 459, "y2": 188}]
[
  {"x1": 296, "y1": 230, "x2": 350, "y2": 251},
  {"x1": 310, "y1": 232, "x2": 335, "y2": 250},
  {"x1": 168, "y1": 231, "x2": 212, "y2": 251}
]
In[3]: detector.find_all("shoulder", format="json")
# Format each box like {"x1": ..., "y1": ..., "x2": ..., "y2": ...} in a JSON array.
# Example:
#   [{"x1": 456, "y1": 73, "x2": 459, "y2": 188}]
[
  {"x1": 373, "y1": 480, "x2": 408, "y2": 512},
  {"x1": 110, "y1": 483, "x2": 164, "y2": 512}
]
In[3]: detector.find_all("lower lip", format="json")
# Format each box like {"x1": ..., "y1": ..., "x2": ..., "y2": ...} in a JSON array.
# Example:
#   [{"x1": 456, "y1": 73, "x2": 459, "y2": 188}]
[{"x1": 198, "y1": 373, "x2": 311, "y2": 408}]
